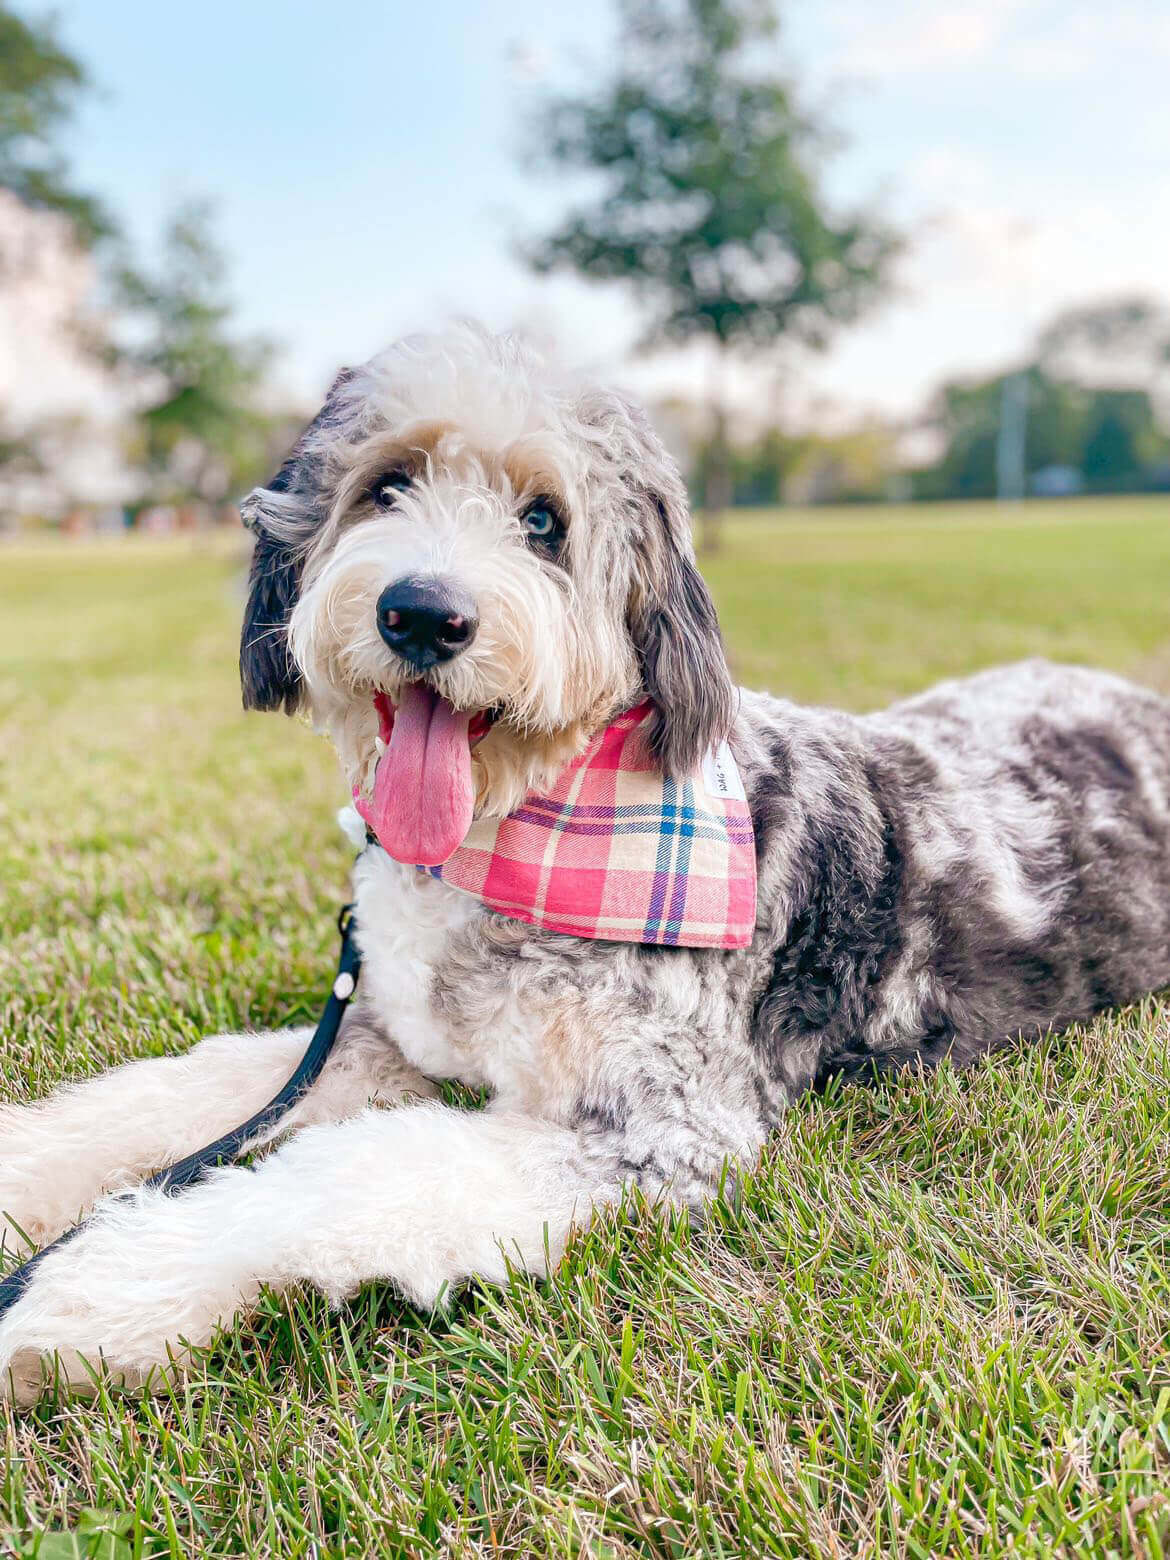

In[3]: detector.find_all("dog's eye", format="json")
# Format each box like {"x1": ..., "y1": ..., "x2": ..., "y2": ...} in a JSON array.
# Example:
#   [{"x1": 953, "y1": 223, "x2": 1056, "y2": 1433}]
[
  {"x1": 372, "y1": 470, "x2": 412, "y2": 509},
  {"x1": 522, "y1": 499, "x2": 565, "y2": 554}
]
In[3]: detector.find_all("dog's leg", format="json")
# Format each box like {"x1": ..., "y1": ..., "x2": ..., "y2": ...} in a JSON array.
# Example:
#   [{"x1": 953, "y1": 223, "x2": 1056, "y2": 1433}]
[
  {"x1": 0, "y1": 1099, "x2": 750, "y2": 1405},
  {"x1": 0, "y1": 1008, "x2": 434, "y2": 1251}
]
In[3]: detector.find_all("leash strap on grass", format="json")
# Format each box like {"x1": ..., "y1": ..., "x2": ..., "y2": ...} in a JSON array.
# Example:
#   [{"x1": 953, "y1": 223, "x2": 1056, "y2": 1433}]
[{"x1": 0, "y1": 904, "x2": 362, "y2": 1319}]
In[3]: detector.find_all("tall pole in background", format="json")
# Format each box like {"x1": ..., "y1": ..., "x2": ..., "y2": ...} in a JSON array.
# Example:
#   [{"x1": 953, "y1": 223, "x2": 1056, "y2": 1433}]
[
  {"x1": 997, "y1": 220, "x2": 1036, "y2": 502},
  {"x1": 996, "y1": 370, "x2": 1028, "y2": 500}
]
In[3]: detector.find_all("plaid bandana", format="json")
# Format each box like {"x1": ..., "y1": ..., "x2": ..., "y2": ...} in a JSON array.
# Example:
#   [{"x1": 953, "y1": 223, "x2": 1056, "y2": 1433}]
[{"x1": 424, "y1": 701, "x2": 757, "y2": 949}]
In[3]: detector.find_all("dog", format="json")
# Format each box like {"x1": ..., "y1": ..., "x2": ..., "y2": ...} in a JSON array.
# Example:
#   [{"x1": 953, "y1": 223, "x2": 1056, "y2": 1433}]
[{"x1": 3, "y1": 323, "x2": 1169, "y2": 1405}]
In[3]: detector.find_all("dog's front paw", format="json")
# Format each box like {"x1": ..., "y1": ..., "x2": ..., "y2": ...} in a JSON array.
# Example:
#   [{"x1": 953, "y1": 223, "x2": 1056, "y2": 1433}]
[
  {"x1": 0, "y1": 1189, "x2": 249, "y2": 1407},
  {"x1": 0, "y1": 1118, "x2": 56, "y2": 1253},
  {"x1": 0, "y1": 1256, "x2": 187, "y2": 1407},
  {"x1": 0, "y1": 1284, "x2": 177, "y2": 1407},
  {"x1": 0, "y1": 1340, "x2": 158, "y2": 1408}
]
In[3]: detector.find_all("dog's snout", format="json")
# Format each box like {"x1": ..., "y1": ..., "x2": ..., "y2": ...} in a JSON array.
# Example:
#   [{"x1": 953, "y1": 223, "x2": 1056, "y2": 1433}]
[{"x1": 376, "y1": 577, "x2": 479, "y2": 668}]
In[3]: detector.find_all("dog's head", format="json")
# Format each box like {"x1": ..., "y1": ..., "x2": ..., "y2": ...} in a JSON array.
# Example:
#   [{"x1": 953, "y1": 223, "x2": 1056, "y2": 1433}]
[{"x1": 240, "y1": 324, "x2": 735, "y2": 863}]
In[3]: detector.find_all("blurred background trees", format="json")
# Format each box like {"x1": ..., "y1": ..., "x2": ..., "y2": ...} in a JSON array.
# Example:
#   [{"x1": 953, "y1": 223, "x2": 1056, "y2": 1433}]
[
  {"x1": 0, "y1": 0, "x2": 1168, "y2": 531},
  {"x1": 110, "y1": 201, "x2": 276, "y2": 515},
  {"x1": 517, "y1": 0, "x2": 1167, "y2": 516},
  {"x1": 0, "y1": 1, "x2": 284, "y2": 529},
  {"x1": 914, "y1": 298, "x2": 1170, "y2": 502},
  {"x1": 523, "y1": 0, "x2": 901, "y2": 547},
  {"x1": 0, "y1": 1, "x2": 110, "y2": 247},
  {"x1": 665, "y1": 292, "x2": 1170, "y2": 508}
]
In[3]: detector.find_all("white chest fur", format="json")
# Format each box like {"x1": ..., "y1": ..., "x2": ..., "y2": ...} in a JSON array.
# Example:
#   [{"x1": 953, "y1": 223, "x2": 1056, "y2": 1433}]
[
  {"x1": 351, "y1": 845, "x2": 570, "y2": 1120},
  {"x1": 351, "y1": 847, "x2": 488, "y2": 1082}
]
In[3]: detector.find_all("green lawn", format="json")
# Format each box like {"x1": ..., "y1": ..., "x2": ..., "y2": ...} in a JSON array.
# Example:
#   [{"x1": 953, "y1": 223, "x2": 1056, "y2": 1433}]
[{"x1": 1, "y1": 497, "x2": 1168, "y2": 1558}]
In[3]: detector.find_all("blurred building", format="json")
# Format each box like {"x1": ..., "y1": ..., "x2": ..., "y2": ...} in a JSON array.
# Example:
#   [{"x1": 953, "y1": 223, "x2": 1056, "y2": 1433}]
[{"x1": 0, "y1": 190, "x2": 134, "y2": 525}]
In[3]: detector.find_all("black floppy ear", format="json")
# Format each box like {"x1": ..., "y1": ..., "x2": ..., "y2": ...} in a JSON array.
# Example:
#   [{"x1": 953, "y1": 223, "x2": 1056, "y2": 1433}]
[
  {"x1": 238, "y1": 369, "x2": 355, "y2": 713},
  {"x1": 238, "y1": 471, "x2": 308, "y2": 714},
  {"x1": 630, "y1": 488, "x2": 737, "y2": 778},
  {"x1": 573, "y1": 383, "x2": 737, "y2": 777}
]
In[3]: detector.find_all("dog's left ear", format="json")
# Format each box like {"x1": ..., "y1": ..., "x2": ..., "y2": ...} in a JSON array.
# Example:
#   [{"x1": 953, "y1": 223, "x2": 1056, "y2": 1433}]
[
  {"x1": 582, "y1": 389, "x2": 737, "y2": 777},
  {"x1": 630, "y1": 484, "x2": 738, "y2": 778},
  {"x1": 238, "y1": 369, "x2": 356, "y2": 713}
]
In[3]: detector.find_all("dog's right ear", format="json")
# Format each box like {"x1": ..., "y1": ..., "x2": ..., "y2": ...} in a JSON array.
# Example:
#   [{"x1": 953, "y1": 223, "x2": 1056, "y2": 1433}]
[
  {"x1": 238, "y1": 369, "x2": 355, "y2": 713},
  {"x1": 577, "y1": 387, "x2": 736, "y2": 778}
]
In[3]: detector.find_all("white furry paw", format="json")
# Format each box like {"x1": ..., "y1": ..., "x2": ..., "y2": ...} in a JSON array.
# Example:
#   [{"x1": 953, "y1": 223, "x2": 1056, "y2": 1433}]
[
  {"x1": 0, "y1": 1283, "x2": 181, "y2": 1407},
  {"x1": 0, "y1": 1190, "x2": 251, "y2": 1407},
  {"x1": 0, "y1": 1258, "x2": 189, "y2": 1407},
  {"x1": 0, "y1": 1341, "x2": 160, "y2": 1408}
]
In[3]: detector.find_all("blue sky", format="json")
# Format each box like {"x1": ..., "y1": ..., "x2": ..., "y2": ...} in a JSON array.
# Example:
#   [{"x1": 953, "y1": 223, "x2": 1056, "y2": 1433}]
[{"x1": 51, "y1": 0, "x2": 1170, "y2": 424}]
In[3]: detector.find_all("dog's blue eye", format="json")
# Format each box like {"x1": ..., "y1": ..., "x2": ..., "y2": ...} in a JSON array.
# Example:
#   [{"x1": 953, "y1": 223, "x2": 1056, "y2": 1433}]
[
  {"x1": 372, "y1": 470, "x2": 412, "y2": 509},
  {"x1": 523, "y1": 500, "x2": 564, "y2": 552}
]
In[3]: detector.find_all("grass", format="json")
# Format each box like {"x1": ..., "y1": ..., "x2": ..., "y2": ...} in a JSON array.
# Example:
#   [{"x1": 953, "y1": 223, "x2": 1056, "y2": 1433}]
[{"x1": 1, "y1": 496, "x2": 1168, "y2": 1558}]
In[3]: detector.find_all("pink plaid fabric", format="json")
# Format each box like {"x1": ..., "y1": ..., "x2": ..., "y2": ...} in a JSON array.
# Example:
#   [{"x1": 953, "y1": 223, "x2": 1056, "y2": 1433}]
[{"x1": 426, "y1": 701, "x2": 757, "y2": 949}]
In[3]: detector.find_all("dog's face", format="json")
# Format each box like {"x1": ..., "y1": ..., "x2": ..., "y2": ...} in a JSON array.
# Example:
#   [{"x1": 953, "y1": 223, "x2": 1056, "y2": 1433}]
[{"x1": 240, "y1": 326, "x2": 735, "y2": 863}]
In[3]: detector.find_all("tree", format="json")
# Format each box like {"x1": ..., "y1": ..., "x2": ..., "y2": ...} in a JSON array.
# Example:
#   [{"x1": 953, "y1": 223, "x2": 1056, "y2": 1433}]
[
  {"x1": 0, "y1": 2, "x2": 111, "y2": 246},
  {"x1": 918, "y1": 369, "x2": 1084, "y2": 500},
  {"x1": 915, "y1": 294, "x2": 1170, "y2": 501},
  {"x1": 1037, "y1": 296, "x2": 1170, "y2": 487},
  {"x1": 1080, "y1": 390, "x2": 1162, "y2": 490},
  {"x1": 0, "y1": 406, "x2": 96, "y2": 527},
  {"x1": 521, "y1": 0, "x2": 900, "y2": 547},
  {"x1": 1037, "y1": 296, "x2": 1170, "y2": 389},
  {"x1": 916, "y1": 370, "x2": 1166, "y2": 501},
  {"x1": 0, "y1": 405, "x2": 45, "y2": 524},
  {"x1": 111, "y1": 202, "x2": 276, "y2": 507}
]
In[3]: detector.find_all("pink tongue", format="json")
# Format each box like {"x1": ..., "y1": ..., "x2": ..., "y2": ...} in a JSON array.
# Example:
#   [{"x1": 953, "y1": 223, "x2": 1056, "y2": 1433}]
[{"x1": 367, "y1": 685, "x2": 474, "y2": 865}]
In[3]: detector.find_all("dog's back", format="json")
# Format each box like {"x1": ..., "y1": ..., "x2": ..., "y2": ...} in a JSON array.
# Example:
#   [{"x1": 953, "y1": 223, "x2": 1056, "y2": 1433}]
[
  {"x1": 742, "y1": 660, "x2": 1170, "y2": 1088},
  {"x1": 883, "y1": 658, "x2": 1170, "y2": 1014}
]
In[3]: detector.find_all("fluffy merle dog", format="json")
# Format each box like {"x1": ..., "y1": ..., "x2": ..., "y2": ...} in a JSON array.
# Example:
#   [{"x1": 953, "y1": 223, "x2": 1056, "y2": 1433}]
[{"x1": 2, "y1": 325, "x2": 1169, "y2": 1403}]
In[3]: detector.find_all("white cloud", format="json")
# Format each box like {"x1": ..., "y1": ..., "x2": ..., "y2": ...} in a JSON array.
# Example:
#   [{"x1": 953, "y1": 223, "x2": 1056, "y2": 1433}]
[
  {"x1": 821, "y1": 0, "x2": 1170, "y2": 82},
  {"x1": 829, "y1": 0, "x2": 1022, "y2": 76},
  {"x1": 788, "y1": 166, "x2": 1170, "y2": 421}
]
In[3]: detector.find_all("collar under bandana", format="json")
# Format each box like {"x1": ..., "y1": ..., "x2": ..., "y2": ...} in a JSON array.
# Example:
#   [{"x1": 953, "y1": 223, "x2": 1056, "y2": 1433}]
[{"x1": 420, "y1": 701, "x2": 757, "y2": 949}]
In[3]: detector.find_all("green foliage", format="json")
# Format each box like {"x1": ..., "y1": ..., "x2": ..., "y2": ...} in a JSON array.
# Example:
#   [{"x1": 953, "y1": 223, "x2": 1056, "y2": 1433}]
[
  {"x1": 0, "y1": 409, "x2": 44, "y2": 478},
  {"x1": 522, "y1": 0, "x2": 900, "y2": 546},
  {"x1": 917, "y1": 367, "x2": 1168, "y2": 501},
  {"x1": 2, "y1": 505, "x2": 1169, "y2": 1555},
  {"x1": 1081, "y1": 389, "x2": 1164, "y2": 485},
  {"x1": 0, "y1": 12, "x2": 282, "y2": 508},
  {"x1": 914, "y1": 297, "x2": 1170, "y2": 501},
  {"x1": 523, "y1": 0, "x2": 900, "y2": 351},
  {"x1": 0, "y1": 2, "x2": 111, "y2": 244},
  {"x1": 920, "y1": 368, "x2": 1079, "y2": 501},
  {"x1": 690, "y1": 420, "x2": 894, "y2": 505},
  {"x1": 111, "y1": 202, "x2": 276, "y2": 504},
  {"x1": 22, "y1": 1508, "x2": 133, "y2": 1560}
]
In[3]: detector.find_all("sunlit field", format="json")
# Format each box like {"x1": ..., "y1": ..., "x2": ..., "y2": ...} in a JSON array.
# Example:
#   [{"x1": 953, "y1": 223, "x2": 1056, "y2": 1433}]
[{"x1": 1, "y1": 496, "x2": 1168, "y2": 1557}]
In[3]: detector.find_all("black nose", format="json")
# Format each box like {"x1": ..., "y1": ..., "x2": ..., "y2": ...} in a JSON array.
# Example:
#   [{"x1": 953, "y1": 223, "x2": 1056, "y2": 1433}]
[{"x1": 376, "y1": 577, "x2": 479, "y2": 668}]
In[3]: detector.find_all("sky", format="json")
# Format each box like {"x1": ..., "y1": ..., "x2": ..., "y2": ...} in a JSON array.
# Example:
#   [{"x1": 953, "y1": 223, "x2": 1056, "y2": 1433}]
[{"x1": 38, "y1": 0, "x2": 1170, "y2": 426}]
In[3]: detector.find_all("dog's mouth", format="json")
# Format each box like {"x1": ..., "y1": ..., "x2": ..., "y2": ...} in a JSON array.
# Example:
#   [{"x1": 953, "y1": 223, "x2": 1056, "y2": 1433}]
[{"x1": 354, "y1": 687, "x2": 494, "y2": 866}]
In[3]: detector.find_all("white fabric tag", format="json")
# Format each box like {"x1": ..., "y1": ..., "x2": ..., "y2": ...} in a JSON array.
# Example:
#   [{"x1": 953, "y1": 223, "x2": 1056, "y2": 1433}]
[{"x1": 700, "y1": 739, "x2": 747, "y2": 803}]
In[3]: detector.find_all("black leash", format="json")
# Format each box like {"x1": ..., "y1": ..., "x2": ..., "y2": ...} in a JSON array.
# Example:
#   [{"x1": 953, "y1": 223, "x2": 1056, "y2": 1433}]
[{"x1": 0, "y1": 904, "x2": 362, "y2": 1318}]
